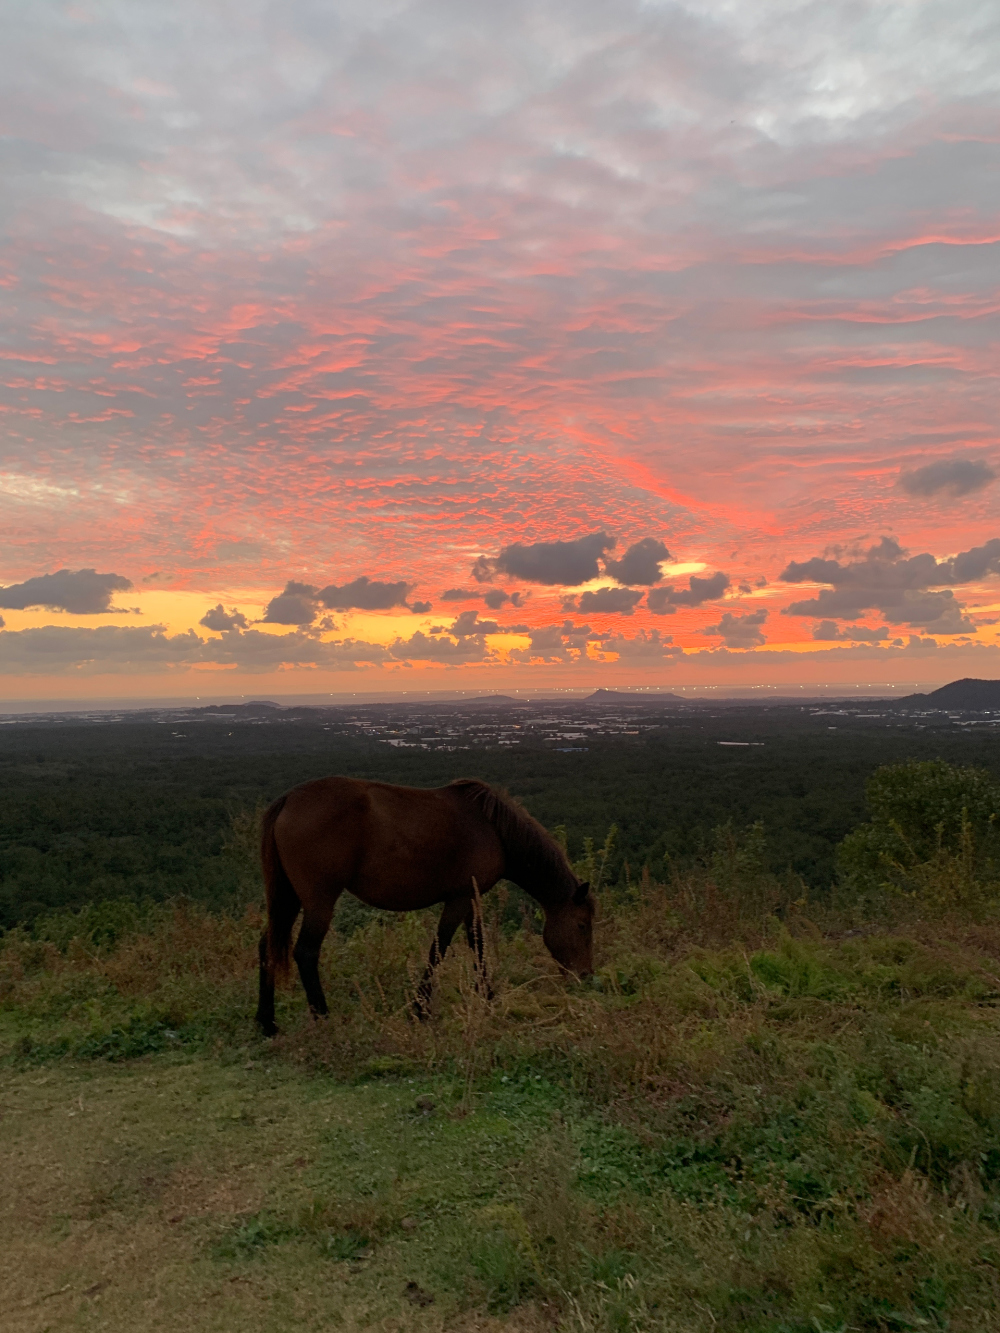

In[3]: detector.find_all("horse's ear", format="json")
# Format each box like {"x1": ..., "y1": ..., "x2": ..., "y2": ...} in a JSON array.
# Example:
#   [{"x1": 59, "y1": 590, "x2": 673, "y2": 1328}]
[{"x1": 573, "y1": 881, "x2": 590, "y2": 906}]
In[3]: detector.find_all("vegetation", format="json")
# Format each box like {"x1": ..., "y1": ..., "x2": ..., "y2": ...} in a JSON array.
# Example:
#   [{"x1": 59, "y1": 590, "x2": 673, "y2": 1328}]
[
  {"x1": 839, "y1": 760, "x2": 1000, "y2": 914},
  {"x1": 4, "y1": 708, "x2": 1000, "y2": 929},
  {"x1": 4, "y1": 753, "x2": 1000, "y2": 1330}
]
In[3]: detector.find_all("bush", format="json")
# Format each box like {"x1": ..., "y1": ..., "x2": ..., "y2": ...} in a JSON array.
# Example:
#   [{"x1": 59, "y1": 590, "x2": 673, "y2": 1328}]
[{"x1": 837, "y1": 760, "x2": 1000, "y2": 913}]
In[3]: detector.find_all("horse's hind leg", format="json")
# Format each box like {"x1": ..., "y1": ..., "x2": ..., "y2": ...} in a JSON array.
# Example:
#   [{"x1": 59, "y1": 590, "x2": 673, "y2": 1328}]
[
  {"x1": 256, "y1": 931, "x2": 278, "y2": 1037},
  {"x1": 294, "y1": 900, "x2": 338, "y2": 1019},
  {"x1": 413, "y1": 895, "x2": 471, "y2": 1019}
]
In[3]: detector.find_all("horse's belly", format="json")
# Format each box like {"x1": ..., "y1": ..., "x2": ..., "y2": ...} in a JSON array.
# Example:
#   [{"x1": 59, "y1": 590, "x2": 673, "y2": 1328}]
[{"x1": 350, "y1": 850, "x2": 500, "y2": 911}]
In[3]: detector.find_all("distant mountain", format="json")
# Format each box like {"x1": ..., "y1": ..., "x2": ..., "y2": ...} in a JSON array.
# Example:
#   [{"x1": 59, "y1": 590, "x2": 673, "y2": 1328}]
[
  {"x1": 583, "y1": 689, "x2": 688, "y2": 705},
  {"x1": 901, "y1": 678, "x2": 1000, "y2": 710},
  {"x1": 463, "y1": 695, "x2": 517, "y2": 707},
  {"x1": 200, "y1": 700, "x2": 281, "y2": 713}
]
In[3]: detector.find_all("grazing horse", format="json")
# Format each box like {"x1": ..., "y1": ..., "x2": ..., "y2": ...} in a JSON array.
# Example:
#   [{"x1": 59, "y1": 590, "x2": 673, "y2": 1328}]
[{"x1": 255, "y1": 776, "x2": 594, "y2": 1036}]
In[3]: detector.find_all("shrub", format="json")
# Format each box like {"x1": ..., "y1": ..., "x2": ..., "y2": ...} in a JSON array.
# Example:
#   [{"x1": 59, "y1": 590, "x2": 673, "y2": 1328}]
[{"x1": 837, "y1": 760, "x2": 1000, "y2": 913}]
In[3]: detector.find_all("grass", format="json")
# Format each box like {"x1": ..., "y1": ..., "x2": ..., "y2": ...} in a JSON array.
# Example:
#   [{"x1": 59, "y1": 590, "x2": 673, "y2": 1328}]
[{"x1": 3, "y1": 872, "x2": 1000, "y2": 1330}]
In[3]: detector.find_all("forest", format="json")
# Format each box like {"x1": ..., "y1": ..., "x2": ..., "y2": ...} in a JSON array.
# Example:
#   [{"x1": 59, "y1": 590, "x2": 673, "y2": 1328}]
[{"x1": 2, "y1": 701, "x2": 999, "y2": 928}]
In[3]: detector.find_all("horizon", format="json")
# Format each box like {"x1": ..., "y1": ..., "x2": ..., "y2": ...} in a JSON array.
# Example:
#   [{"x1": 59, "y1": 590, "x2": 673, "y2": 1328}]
[
  {"x1": 2, "y1": 2, "x2": 999, "y2": 699},
  {"x1": 0, "y1": 678, "x2": 976, "y2": 716}
]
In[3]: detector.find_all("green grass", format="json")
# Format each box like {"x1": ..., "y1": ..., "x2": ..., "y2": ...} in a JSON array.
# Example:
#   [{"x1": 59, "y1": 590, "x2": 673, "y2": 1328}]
[{"x1": 3, "y1": 878, "x2": 1000, "y2": 1330}]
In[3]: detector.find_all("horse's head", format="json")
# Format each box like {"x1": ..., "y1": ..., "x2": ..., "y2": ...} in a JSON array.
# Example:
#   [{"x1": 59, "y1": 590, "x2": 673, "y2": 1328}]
[{"x1": 542, "y1": 881, "x2": 595, "y2": 978}]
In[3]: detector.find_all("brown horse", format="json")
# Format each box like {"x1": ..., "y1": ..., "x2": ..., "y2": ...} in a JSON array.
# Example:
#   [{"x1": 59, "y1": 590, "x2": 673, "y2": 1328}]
[{"x1": 255, "y1": 776, "x2": 594, "y2": 1035}]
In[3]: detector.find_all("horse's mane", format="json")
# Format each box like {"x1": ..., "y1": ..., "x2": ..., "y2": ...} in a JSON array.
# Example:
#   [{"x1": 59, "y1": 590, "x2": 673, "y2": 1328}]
[{"x1": 447, "y1": 778, "x2": 575, "y2": 902}]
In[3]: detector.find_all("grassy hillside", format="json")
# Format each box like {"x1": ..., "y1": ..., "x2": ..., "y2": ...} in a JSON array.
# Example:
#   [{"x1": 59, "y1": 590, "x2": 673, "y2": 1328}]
[{"x1": 4, "y1": 874, "x2": 1000, "y2": 1331}]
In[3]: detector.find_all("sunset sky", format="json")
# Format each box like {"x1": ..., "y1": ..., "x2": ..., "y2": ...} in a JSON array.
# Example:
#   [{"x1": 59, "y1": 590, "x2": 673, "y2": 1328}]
[{"x1": 2, "y1": 0, "x2": 999, "y2": 699}]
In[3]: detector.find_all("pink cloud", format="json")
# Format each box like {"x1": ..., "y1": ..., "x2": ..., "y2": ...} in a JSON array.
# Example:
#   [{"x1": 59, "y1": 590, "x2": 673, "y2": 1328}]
[{"x1": 0, "y1": 1, "x2": 997, "y2": 686}]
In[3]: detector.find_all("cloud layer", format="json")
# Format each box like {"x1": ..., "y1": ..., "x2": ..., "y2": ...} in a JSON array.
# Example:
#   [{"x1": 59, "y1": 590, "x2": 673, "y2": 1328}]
[{"x1": 0, "y1": 2, "x2": 999, "y2": 687}]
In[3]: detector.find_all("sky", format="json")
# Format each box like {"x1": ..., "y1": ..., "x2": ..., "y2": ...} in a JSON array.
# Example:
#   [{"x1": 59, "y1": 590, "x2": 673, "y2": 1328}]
[{"x1": 1, "y1": 0, "x2": 999, "y2": 700}]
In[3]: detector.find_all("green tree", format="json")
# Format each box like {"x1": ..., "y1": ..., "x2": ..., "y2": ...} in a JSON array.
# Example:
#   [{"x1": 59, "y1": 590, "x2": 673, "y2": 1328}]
[{"x1": 837, "y1": 760, "x2": 1000, "y2": 911}]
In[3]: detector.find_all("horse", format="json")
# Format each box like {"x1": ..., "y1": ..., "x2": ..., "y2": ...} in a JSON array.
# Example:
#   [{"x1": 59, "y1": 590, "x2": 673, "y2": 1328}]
[{"x1": 255, "y1": 776, "x2": 594, "y2": 1036}]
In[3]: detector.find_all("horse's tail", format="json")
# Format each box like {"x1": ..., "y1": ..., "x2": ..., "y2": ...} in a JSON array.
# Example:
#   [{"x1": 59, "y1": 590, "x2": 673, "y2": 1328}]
[{"x1": 261, "y1": 794, "x2": 300, "y2": 978}]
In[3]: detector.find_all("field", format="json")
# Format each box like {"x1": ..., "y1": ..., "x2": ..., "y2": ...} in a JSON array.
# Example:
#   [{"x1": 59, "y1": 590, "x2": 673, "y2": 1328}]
[{"x1": 3, "y1": 704, "x2": 1000, "y2": 1330}]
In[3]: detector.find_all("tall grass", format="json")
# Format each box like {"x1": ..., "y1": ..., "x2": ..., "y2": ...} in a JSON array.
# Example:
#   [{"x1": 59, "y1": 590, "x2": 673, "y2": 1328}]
[{"x1": 3, "y1": 809, "x2": 1000, "y2": 1330}]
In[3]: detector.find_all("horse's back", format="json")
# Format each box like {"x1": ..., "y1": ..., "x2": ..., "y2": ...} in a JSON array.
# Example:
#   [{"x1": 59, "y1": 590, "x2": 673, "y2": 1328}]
[{"x1": 272, "y1": 776, "x2": 501, "y2": 910}]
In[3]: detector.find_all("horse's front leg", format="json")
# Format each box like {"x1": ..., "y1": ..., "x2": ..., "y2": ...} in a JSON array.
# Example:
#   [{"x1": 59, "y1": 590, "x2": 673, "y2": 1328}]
[
  {"x1": 464, "y1": 899, "x2": 494, "y2": 1002},
  {"x1": 413, "y1": 895, "x2": 471, "y2": 1020}
]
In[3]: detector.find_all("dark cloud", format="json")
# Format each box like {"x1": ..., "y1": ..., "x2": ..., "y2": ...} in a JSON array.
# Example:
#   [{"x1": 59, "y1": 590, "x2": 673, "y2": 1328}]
[
  {"x1": 261, "y1": 581, "x2": 319, "y2": 625},
  {"x1": 507, "y1": 620, "x2": 594, "y2": 664},
  {"x1": 647, "y1": 571, "x2": 730, "y2": 613},
  {"x1": 705, "y1": 609, "x2": 768, "y2": 648},
  {"x1": 949, "y1": 538, "x2": 1000, "y2": 582},
  {"x1": 318, "y1": 576, "x2": 411, "y2": 611},
  {"x1": 0, "y1": 624, "x2": 204, "y2": 673},
  {"x1": 598, "y1": 628, "x2": 679, "y2": 659},
  {"x1": 449, "y1": 609, "x2": 501, "y2": 636},
  {"x1": 0, "y1": 568, "x2": 132, "y2": 614},
  {"x1": 0, "y1": 622, "x2": 398, "y2": 674},
  {"x1": 491, "y1": 532, "x2": 614, "y2": 586},
  {"x1": 429, "y1": 608, "x2": 526, "y2": 637},
  {"x1": 602, "y1": 537, "x2": 671, "y2": 586},
  {"x1": 812, "y1": 620, "x2": 890, "y2": 642},
  {"x1": 199, "y1": 604, "x2": 249, "y2": 632},
  {"x1": 470, "y1": 557, "x2": 496, "y2": 584},
  {"x1": 441, "y1": 588, "x2": 478, "y2": 601},
  {"x1": 389, "y1": 630, "x2": 491, "y2": 663},
  {"x1": 576, "y1": 586, "x2": 645, "y2": 615},
  {"x1": 520, "y1": 626, "x2": 570, "y2": 657},
  {"x1": 409, "y1": 600, "x2": 432, "y2": 614},
  {"x1": 898, "y1": 458, "x2": 997, "y2": 497},
  {"x1": 206, "y1": 629, "x2": 390, "y2": 671},
  {"x1": 0, "y1": 619, "x2": 492, "y2": 673},
  {"x1": 262, "y1": 575, "x2": 416, "y2": 624},
  {"x1": 779, "y1": 536, "x2": 996, "y2": 632},
  {"x1": 483, "y1": 589, "x2": 523, "y2": 610},
  {"x1": 684, "y1": 637, "x2": 1000, "y2": 667}
]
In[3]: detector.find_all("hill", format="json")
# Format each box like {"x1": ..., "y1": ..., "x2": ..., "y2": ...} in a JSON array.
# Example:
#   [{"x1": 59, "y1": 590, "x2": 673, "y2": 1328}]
[
  {"x1": 903, "y1": 678, "x2": 1000, "y2": 710},
  {"x1": 583, "y1": 689, "x2": 687, "y2": 704},
  {"x1": 200, "y1": 700, "x2": 282, "y2": 714},
  {"x1": 4, "y1": 890, "x2": 999, "y2": 1331}
]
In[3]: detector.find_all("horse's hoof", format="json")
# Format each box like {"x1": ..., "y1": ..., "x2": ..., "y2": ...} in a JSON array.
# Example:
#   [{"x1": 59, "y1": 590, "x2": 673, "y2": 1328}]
[{"x1": 257, "y1": 1019, "x2": 279, "y2": 1038}]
